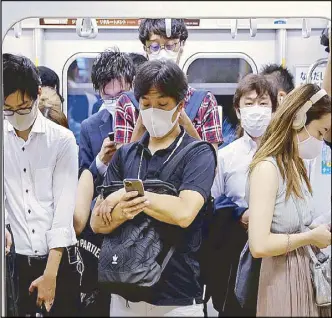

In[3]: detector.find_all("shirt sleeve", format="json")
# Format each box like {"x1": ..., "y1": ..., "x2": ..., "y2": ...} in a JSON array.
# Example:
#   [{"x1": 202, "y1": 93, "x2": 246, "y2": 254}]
[
  {"x1": 46, "y1": 132, "x2": 78, "y2": 249},
  {"x1": 211, "y1": 152, "x2": 225, "y2": 199},
  {"x1": 178, "y1": 144, "x2": 217, "y2": 202},
  {"x1": 114, "y1": 95, "x2": 139, "y2": 144},
  {"x1": 196, "y1": 92, "x2": 223, "y2": 144},
  {"x1": 96, "y1": 155, "x2": 109, "y2": 176},
  {"x1": 104, "y1": 147, "x2": 124, "y2": 185},
  {"x1": 78, "y1": 120, "x2": 94, "y2": 176}
]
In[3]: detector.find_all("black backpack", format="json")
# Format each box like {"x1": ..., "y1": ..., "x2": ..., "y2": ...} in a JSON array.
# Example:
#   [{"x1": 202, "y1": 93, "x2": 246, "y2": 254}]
[
  {"x1": 96, "y1": 140, "x2": 216, "y2": 300},
  {"x1": 123, "y1": 89, "x2": 208, "y2": 122}
]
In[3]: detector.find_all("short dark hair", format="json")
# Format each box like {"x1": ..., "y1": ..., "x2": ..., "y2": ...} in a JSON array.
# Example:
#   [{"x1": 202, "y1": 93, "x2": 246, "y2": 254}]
[
  {"x1": 233, "y1": 74, "x2": 279, "y2": 112},
  {"x1": 138, "y1": 19, "x2": 188, "y2": 45},
  {"x1": 91, "y1": 47, "x2": 135, "y2": 92},
  {"x1": 134, "y1": 59, "x2": 188, "y2": 103},
  {"x1": 260, "y1": 63, "x2": 295, "y2": 94},
  {"x1": 3, "y1": 53, "x2": 41, "y2": 100},
  {"x1": 37, "y1": 66, "x2": 64, "y2": 103},
  {"x1": 128, "y1": 53, "x2": 148, "y2": 71},
  {"x1": 37, "y1": 66, "x2": 60, "y2": 89}
]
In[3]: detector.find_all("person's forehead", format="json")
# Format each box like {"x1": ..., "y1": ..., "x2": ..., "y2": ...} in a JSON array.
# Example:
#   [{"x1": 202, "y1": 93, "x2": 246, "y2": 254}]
[
  {"x1": 148, "y1": 33, "x2": 179, "y2": 43},
  {"x1": 314, "y1": 113, "x2": 332, "y2": 130},
  {"x1": 103, "y1": 79, "x2": 125, "y2": 93},
  {"x1": 241, "y1": 90, "x2": 269, "y2": 99},
  {"x1": 5, "y1": 91, "x2": 31, "y2": 105},
  {"x1": 142, "y1": 87, "x2": 171, "y2": 100}
]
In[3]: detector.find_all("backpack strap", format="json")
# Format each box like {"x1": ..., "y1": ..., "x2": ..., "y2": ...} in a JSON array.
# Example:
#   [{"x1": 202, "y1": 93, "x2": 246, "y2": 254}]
[
  {"x1": 185, "y1": 90, "x2": 209, "y2": 122},
  {"x1": 122, "y1": 91, "x2": 139, "y2": 110},
  {"x1": 159, "y1": 140, "x2": 217, "y2": 182}
]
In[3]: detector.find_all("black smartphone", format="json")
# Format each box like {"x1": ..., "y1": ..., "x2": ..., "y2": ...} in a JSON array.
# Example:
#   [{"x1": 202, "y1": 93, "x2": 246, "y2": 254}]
[
  {"x1": 123, "y1": 179, "x2": 145, "y2": 197},
  {"x1": 108, "y1": 132, "x2": 115, "y2": 142}
]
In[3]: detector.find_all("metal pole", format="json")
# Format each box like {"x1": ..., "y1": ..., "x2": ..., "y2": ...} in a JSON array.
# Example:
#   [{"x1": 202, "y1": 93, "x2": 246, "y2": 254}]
[
  {"x1": 33, "y1": 28, "x2": 44, "y2": 67},
  {"x1": 276, "y1": 28, "x2": 287, "y2": 68}
]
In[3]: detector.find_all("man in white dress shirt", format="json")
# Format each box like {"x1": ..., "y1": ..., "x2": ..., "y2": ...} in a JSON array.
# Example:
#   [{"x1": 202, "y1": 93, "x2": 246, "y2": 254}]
[
  {"x1": 211, "y1": 74, "x2": 278, "y2": 316},
  {"x1": 3, "y1": 53, "x2": 80, "y2": 316}
]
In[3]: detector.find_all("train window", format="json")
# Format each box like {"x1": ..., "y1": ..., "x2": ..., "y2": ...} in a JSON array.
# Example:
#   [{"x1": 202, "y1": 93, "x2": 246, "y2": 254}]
[
  {"x1": 64, "y1": 54, "x2": 105, "y2": 144},
  {"x1": 183, "y1": 52, "x2": 258, "y2": 148}
]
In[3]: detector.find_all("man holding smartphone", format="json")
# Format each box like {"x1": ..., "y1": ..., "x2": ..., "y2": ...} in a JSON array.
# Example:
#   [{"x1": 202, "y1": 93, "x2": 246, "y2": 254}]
[
  {"x1": 78, "y1": 47, "x2": 135, "y2": 178},
  {"x1": 90, "y1": 59, "x2": 217, "y2": 316}
]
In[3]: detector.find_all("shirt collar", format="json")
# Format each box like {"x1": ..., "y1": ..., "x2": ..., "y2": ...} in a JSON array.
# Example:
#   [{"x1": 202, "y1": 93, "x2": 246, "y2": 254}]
[
  {"x1": 242, "y1": 130, "x2": 258, "y2": 154},
  {"x1": 137, "y1": 126, "x2": 186, "y2": 155},
  {"x1": 6, "y1": 110, "x2": 46, "y2": 134}
]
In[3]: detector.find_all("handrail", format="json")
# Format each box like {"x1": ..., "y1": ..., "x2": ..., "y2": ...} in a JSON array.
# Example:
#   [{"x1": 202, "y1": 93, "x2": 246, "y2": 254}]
[{"x1": 305, "y1": 58, "x2": 328, "y2": 84}]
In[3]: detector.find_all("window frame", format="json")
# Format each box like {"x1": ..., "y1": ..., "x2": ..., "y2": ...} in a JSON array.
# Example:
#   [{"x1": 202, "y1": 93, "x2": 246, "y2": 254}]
[
  {"x1": 182, "y1": 52, "x2": 258, "y2": 95},
  {"x1": 62, "y1": 52, "x2": 102, "y2": 116}
]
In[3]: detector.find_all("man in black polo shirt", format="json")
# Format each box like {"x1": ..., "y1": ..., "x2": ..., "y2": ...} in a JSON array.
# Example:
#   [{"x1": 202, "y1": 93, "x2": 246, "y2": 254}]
[{"x1": 90, "y1": 59, "x2": 216, "y2": 316}]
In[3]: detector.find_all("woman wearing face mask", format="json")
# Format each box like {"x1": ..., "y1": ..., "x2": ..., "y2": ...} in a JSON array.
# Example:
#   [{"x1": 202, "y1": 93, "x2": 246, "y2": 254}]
[
  {"x1": 210, "y1": 74, "x2": 278, "y2": 316},
  {"x1": 247, "y1": 84, "x2": 331, "y2": 317}
]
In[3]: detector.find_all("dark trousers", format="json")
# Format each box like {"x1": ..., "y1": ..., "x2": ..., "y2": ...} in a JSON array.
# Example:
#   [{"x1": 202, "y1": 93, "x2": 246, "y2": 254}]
[
  {"x1": 16, "y1": 247, "x2": 81, "y2": 317},
  {"x1": 78, "y1": 286, "x2": 110, "y2": 317}
]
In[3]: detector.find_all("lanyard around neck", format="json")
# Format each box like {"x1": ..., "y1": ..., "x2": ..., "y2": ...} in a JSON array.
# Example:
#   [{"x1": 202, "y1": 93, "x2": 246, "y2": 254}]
[{"x1": 137, "y1": 131, "x2": 186, "y2": 179}]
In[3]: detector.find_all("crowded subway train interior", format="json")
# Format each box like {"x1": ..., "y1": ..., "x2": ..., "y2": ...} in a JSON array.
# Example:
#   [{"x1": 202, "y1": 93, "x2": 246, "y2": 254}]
[{"x1": 1, "y1": 1, "x2": 332, "y2": 317}]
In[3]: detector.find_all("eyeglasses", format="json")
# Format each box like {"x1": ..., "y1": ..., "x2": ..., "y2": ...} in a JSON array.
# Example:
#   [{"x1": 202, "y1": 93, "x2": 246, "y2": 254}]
[
  {"x1": 4, "y1": 100, "x2": 35, "y2": 116},
  {"x1": 146, "y1": 41, "x2": 181, "y2": 55}
]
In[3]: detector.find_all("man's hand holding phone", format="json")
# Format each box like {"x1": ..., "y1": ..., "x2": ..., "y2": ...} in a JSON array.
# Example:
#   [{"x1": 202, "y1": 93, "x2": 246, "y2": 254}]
[
  {"x1": 98, "y1": 134, "x2": 117, "y2": 165},
  {"x1": 120, "y1": 179, "x2": 148, "y2": 219}
]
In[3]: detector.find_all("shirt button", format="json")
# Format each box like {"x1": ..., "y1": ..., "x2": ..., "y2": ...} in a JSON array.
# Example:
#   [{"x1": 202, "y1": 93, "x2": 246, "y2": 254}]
[
  {"x1": 35, "y1": 250, "x2": 38, "y2": 253},
  {"x1": 26, "y1": 189, "x2": 29, "y2": 193},
  {"x1": 23, "y1": 168, "x2": 26, "y2": 173},
  {"x1": 28, "y1": 209, "x2": 31, "y2": 214},
  {"x1": 32, "y1": 229, "x2": 35, "y2": 234},
  {"x1": 22, "y1": 147, "x2": 25, "y2": 151}
]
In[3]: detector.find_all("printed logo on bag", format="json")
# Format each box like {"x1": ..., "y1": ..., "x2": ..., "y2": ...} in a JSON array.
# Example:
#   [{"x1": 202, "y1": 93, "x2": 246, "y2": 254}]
[{"x1": 112, "y1": 254, "x2": 118, "y2": 264}]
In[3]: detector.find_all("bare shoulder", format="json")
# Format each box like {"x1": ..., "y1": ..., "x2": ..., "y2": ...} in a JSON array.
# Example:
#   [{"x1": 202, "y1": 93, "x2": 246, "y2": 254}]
[{"x1": 250, "y1": 159, "x2": 279, "y2": 186}]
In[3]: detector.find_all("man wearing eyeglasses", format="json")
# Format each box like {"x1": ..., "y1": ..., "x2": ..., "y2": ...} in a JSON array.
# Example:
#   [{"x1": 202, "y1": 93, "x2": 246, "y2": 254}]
[
  {"x1": 114, "y1": 19, "x2": 223, "y2": 151},
  {"x1": 3, "y1": 53, "x2": 80, "y2": 316},
  {"x1": 78, "y1": 47, "x2": 135, "y2": 178}
]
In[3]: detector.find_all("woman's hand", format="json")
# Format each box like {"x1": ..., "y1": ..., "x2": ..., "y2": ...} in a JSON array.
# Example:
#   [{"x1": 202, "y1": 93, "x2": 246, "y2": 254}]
[{"x1": 308, "y1": 224, "x2": 331, "y2": 249}]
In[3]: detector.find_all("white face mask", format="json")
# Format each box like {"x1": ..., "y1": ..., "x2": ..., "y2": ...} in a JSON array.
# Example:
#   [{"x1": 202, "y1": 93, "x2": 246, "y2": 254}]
[
  {"x1": 148, "y1": 49, "x2": 179, "y2": 64},
  {"x1": 239, "y1": 105, "x2": 272, "y2": 138},
  {"x1": 5, "y1": 99, "x2": 39, "y2": 131},
  {"x1": 298, "y1": 126, "x2": 323, "y2": 159},
  {"x1": 140, "y1": 104, "x2": 180, "y2": 138},
  {"x1": 101, "y1": 99, "x2": 117, "y2": 114}
]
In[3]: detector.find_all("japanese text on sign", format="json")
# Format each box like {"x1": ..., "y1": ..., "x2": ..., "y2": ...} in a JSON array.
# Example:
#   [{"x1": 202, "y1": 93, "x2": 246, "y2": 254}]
[
  {"x1": 294, "y1": 66, "x2": 326, "y2": 88},
  {"x1": 40, "y1": 18, "x2": 200, "y2": 27}
]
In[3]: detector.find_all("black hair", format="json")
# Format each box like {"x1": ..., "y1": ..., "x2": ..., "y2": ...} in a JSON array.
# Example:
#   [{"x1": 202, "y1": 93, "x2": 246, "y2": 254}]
[
  {"x1": 91, "y1": 47, "x2": 136, "y2": 92},
  {"x1": 37, "y1": 66, "x2": 64, "y2": 103},
  {"x1": 134, "y1": 59, "x2": 188, "y2": 103},
  {"x1": 261, "y1": 63, "x2": 295, "y2": 94},
  {"x1": 138, "y1": 19, "x2": 188, "y2": 45},
  {"x1": 128, "y1": 53, "x2": 148, "y2": 71},
  {"x1": 3, "y1": 53, "x2": 41, "y2": 100}
]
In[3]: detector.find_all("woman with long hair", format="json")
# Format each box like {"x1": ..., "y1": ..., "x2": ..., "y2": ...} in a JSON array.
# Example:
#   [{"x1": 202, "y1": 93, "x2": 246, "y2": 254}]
[{"x1": 247, "y1": 83, "x2": 331, "y2": 316}]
